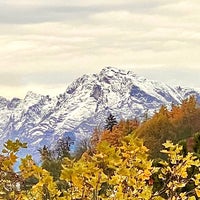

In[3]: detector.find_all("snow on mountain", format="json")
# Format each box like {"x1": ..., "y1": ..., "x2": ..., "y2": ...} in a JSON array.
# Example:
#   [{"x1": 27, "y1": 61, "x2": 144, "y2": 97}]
[{"x1": 0, "y1": 67, "x2": 199, "y2": 160}]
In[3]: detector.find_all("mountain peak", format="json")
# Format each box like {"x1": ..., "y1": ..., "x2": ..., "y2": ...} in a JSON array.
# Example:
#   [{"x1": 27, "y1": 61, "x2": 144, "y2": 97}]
[
  {"x1": 24, "y1": 91, "x2": 42, "y2": 100},
  {"x1": 0, "y1": 67, "x2": 199, "y2": 160},
  {"x1": 100, "y1": 66, "x2": 136, "y2": 77}
]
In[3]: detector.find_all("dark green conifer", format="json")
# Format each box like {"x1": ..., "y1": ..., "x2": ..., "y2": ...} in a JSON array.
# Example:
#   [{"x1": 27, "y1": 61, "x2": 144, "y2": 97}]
[{"x1": 104, "y1": 113, "x2": 117, "y2": 131}]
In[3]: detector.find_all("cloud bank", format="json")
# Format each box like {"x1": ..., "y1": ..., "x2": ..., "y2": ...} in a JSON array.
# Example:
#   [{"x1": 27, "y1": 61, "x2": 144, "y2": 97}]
[{"x1": 0, "y1": 0, "x2": 199, "y2": 98}]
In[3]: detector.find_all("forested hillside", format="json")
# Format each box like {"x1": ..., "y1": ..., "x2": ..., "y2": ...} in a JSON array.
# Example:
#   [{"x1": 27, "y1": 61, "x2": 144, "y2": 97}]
[
  {"x1": 135, "y1": 96, "x2": 200, "y2": 157},
  {"x1": 1, "y1": 96, "x2": 200, "y2": 199}
]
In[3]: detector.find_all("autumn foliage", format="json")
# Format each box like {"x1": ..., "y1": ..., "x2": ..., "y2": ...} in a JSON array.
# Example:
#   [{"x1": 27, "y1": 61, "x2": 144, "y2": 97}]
[
  {"x1": 135, "y1": 96, "x2": 200, "y2": 157},
  {"x1": 101, "y1": 119, "x2": 139, "y2": 146},
  {"x1": 0, "y1": 96, "x2": 200, "y2": 199},
  {"x1": 1, "y1": 137, "x2": 200, "y2": 199}
]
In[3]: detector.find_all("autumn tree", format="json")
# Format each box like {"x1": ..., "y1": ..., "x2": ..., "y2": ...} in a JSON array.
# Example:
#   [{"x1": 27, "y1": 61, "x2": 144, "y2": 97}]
[
  {"x1": 55, "y1": 137, "x2": 72, "y2": 159},
  {"x1": 38, "y1": 136, "x2": 72, "y2": 182},
  {"x1": 38, "y1": 145, "x2": 51, "y2": 161},
  {"x1": 60, "y1": 135, "x2": 153, "y2": 200},
  {"x1": 135, "y1": 105, "x2": 174, "y2": 158},
  {"x1": 193, "y1": 132, "x2": 200, "y2": 157},
  {"x1": 90, "y1": 126, "x2": 102, "y2": 150},
  {"x1": 135, "y1": 96, "x2": 200, "y2": 158},
  {"x1": 1, "y1": 138, "x2": 200, "y2": 199},
  {"x1": 0, "y1": 140, "x2": 27, "y2": 199},
  {"x1": 177, "y1": 132, "x2": 200, "y2": 158},
  {"x1": 101, "y1": 119, "x2": 139, "y2": 146},
  {"x1": 73, "y1": 137, "x2": 92, "y2": 160},
  {"x1": 151, "y1": 141, "x2": 200, "y2": 199}
]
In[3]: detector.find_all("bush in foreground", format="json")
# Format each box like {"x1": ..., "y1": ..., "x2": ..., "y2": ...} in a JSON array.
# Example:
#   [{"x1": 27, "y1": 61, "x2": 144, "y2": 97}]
[{"x1": 0, "y1": 138, "x2": 200, "y2": 199}]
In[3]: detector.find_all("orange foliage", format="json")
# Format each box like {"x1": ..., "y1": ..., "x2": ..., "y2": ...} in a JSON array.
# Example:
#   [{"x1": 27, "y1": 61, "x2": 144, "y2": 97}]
[
  {"x1": 90, "y1": 127, "x2": 101, "y2": 148},
  {"x1": 170, "y1": 96, "x2": 200, "y2": 138},
  {"x1": 101, "y1": 119, "x2": 139, "y2": 146},
  {"x1": 90, "y1": 96, "x2": 200, "y2": 158},
  {"x1": 135, "y1": 96, "x2": 200, "y2": 157}
]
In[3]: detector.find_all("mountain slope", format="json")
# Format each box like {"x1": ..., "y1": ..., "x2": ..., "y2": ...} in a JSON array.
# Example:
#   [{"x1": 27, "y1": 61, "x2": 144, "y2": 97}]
[{"x1": 0, "y1": 67, "x2": 199, "y2": 159}]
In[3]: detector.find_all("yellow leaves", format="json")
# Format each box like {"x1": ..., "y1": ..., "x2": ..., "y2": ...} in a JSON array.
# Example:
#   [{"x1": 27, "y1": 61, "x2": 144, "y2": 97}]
[
  {"x1": 1, "y1": 159, "x2": 11, "y2": 171},
  {"x1": 152, "y1": 197, "x2": 165, "y2": 200},
  {"x1": 195, "y1": 188, "x2": 200, "y2": 197},
  {"x1": 173, "y1": 181, "x2": 186, "y2": 189},
  {"x1": 19, "y1": 155, "x2": 36, "y2": 179},
  {"x1": 179, "y1": 192, "x2": 187, "y2": 199},
  {"x1": 71, "y1": 174, "x2": 83, "y2": 189},
  {"x1": 59, "y1": 136, "x2": 154, "y2": 199},
  {"x1": 1, "y1": 152, "x2": 18, "y2": 171},
  {"x1": 2, "y1": 148, "x2": 8, "y2": 153},
  {"x1": 27, "y1": 167, "x2": 61, "y2": 198},
  {"x1": 103, "y1": 136, "x2": 153, "y2": 199},
  {"x1": 115, "y1": 184, "x2": 124, "y2": 199},
  {"x1": 155, "y1": 141, "x2": 200, "y2": 199},
  {"x1": 194, "y1": 173, "x2": 200, "y2": 185},
  {"x1": 117, "y1": 167, "x2": 130, "y2": 177},
  {"x1": 188, "y1": 196, "x2": 196, "y2": 200},
  {"x1": 10, "y1": 152, "x2": 17, "y2": 163},
  {"x1": 140, "y1": 185, "x2": 153, "y2": 200},
  {"x1": 61, "y1": 154, "x2": 109, "y2": 199},
  {"x1": 1, "y1": 140, "x2": 27, "y2": 173},
  {"x1": 0, "y1": 140, "x2": 28, "y2": 199},
  {"x1": 3, "y1": 139, "x2": 27, "y2": 153},
  {"x1": 62, "y1": 157, "x2": 74, "y2": 168},
  {"x1": 18, "y1": 154, "x2": 62, "y2": 199},
  {"x1": 1, "y1": 138, "x2": 200, "y2": 200},
  {"x1": 60, "y1": 167, "x2": 73, "y2": 180},
  {"x1": 162, "y1": 140, "x2": 174, "y2": 149},
  {"x1": 108, "y1": 175, "x2": 120, "y2": 185},
  {"x1": 143, "y1": 169, "x2": 152, "y2": 180}
]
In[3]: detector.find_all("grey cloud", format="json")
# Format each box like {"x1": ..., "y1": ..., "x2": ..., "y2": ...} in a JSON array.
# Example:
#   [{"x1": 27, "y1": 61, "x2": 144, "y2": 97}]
[
  {"x1": 0, "y1": 70, "x2": 81, "y2": 87},
  {"x1": 0, "y1": 1, "x2": 175, "y2": 24},
  {"x1": 0, "y1": 73, "x2": 23, "y2": 86},
  {"x1": 0, "y1": 6, "x2": 67, "y2": 24},
  {"x1": 23, "y1": 71, "x2": 78, "y2": 85},
  {"x1": 4, "y1": 66, "x2": 197, "y2": 89},
  {"x1": 0, "y1": 0, "x2": 199, "y2": 99},
  {"x1": 134, "y1": 67, "x2": 200, "y2": 89}
]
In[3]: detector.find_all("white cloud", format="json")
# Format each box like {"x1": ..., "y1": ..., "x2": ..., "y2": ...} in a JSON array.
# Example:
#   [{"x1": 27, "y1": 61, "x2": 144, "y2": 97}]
[{"x1": 0, "y1": 0, "x2": 199, "y2": 98}]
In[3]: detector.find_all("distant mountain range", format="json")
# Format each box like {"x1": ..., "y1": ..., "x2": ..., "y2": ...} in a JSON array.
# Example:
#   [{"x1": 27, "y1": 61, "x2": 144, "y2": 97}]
[{"x1": 0, "y1": 67, "x2": 200, "y2": 160}]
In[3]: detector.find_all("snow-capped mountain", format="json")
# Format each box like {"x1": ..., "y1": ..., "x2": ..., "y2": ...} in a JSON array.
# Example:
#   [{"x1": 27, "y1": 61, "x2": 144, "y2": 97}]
[{"x1": 0, "y1": 67, "x2": 200, "y2": 159}]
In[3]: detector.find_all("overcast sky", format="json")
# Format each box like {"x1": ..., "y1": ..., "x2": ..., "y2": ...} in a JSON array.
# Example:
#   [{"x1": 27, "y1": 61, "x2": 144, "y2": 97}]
[{"x1": 0, "y1": 0, "x2": 200, "y2": 99}]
